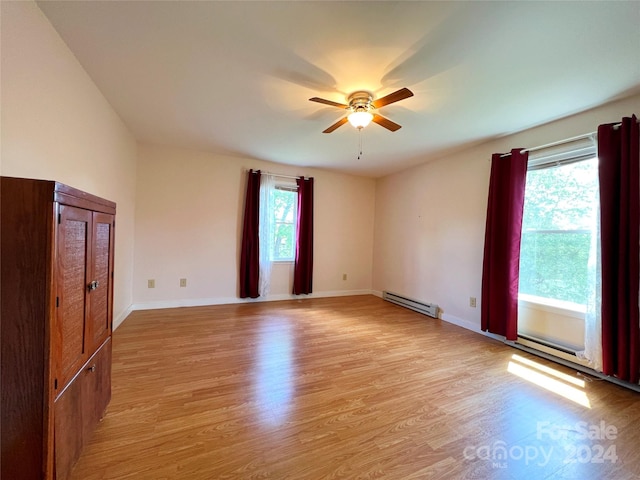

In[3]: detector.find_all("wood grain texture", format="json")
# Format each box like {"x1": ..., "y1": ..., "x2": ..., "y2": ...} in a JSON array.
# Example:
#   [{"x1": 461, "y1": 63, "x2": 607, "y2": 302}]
[
  {"x1": 70, "y1": 296, "x2": 640, "y2": 480},
  {"x1": 1, "y1": 176, "x2": 116, "y2": 480},
  {"x1": 55, "y1": 339, "x2": 113, "y2": 480},
  {"x1": 57, "y1": 207, "x2": 90, "y2": 386},
  {"x1": 0, "y1": 177, "x2": 54, "y2": 480},
  {"x1": 89, "y1": 213, "x2": 114, "y2": 349},
  {"x1": 54, "y1": 182, "x2": 116, "y2": 215}
]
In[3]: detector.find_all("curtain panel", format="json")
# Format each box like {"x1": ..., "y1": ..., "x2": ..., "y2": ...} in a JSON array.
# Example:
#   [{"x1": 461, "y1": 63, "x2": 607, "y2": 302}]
[
  {"x1": 239, "y1": 169, "x2": 261, "y2": 298},
  {"x1": 598, "y1": 114, "x2": 639, "y2": 384},
  {"x1": 481, "y1": 149, "x2": 529, "y2": 341},
  {"x1": 293, "y1": 177, "x2": 314, "y2": 295},
  {"x1": 258, "y1": 174, "x2": 276, "y2": 297}
]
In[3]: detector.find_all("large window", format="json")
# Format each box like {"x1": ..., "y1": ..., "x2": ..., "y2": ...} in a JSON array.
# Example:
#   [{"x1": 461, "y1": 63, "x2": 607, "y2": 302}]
[
  {"x1": 271, "y1": 186, "x2": 297, "y2": 261},
  {"x1": 519, "y1": 156, "x2": 598, "y2": 308}
]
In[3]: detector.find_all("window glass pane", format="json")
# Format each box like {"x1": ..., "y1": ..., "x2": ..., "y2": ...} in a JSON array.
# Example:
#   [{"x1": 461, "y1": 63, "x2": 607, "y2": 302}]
[
  {"x1": 272, "y1": 187, "x2": 297, "y2": 261},
  {"x1": 274, "y1": 223, "x2": 294, "y2": 260},
  {"x1": 519, "y1": 158, "x2": 598, "y2": 305}
]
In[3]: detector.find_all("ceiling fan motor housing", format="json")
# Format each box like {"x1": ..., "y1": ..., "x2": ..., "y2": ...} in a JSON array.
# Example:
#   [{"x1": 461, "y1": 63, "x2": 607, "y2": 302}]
[{"x1": 348, "y1": 91, "x2": 373, "y2": 112}]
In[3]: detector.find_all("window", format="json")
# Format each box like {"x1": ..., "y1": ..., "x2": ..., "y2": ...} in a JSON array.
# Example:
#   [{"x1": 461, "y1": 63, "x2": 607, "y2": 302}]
[
  {"x1": 519, "y1": 154, "x2": 598, "y2": 308},
  {"x1": 271, "y1": 186, "x2": 297, "y2": 261}
]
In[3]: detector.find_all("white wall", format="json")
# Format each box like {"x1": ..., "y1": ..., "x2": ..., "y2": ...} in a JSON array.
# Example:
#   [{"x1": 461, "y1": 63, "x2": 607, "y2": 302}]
[
  {"x1": 4, "y1": 1, "x2": 636, "y2": 331},
  {"x1": 373, "y1": 93, "x2": 640, "y2": 332},
  {"x1": 1, "y1": 1, "x2": 138, "y2": 328},
  {"x1": 133, "y1": 144, "x2": 375, "y2": 309}
]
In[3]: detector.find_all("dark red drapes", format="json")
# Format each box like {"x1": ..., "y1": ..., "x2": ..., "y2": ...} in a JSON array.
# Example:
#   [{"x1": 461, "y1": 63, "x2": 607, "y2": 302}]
[
  {"x1": 481, "y1": 149, "x2": 529, "y2": 341},
  {"x1": 598, "y1": 114, "x2": 639, "y2": 383},
  {"x1": 293, "y1": 176, "x2": 314, "y2": 295},
  {"x1": 239, "y1": 169, "x2": 261, "y2": 298}
]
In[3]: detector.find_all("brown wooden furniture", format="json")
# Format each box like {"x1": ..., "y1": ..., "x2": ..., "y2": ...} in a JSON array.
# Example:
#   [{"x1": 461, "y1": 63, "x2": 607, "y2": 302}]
[{"x1": 1, "y1": 177, "x2": 116, "y2": 480}]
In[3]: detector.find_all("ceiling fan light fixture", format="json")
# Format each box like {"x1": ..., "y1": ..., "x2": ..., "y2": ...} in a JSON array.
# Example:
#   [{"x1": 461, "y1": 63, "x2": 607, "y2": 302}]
[
  {"x1": 348, "y1": 111, "x2": 373, "y2": 129},
  {"x1": 310, "y1": 88, "x2": 411, "y2": 133}
]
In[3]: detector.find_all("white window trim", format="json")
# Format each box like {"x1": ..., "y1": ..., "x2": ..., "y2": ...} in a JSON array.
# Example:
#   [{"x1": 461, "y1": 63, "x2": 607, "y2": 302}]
[
  {"x1": 527, "y1": 136, "x2": 596, "y2": 170},
  {"x1": 518, "y1": 293, "x2": 586, "y2": 319}
]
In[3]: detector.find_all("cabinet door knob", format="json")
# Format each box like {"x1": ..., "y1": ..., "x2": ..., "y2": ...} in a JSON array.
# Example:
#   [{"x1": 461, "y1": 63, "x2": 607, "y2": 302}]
[
  {"x1": 88, "y1": 364, "x2": 96, "y2": 373},
  {"x1": 88, "y1": 280, "x2": 99, "y2": 291}
]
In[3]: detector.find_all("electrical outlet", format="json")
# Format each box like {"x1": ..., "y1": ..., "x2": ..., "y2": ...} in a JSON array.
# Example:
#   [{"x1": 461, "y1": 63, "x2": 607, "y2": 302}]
[
  {"x1": 342, "y1": 273, "x2": 347, "y2": 281},
  {"x1": 470, "y1": 296, "x2": 477, "y2": 308},
  {"x1": 180, "y1": 278, "x2": 187, "y2": 288},
  {"x1": 148, "y1": 279, "x2": 155, "y2": 289}
]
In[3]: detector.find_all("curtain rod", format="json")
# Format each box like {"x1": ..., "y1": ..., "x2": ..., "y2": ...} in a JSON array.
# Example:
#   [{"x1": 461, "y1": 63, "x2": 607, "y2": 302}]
[
  {"x1": 500, "y1": 131, "x2": 596, "y2": 158},
  {"x1": 499, "y1": 117, "x2": 638, "y2": 158},
  {"x1": 247, "y1": 169, "x2": 311, "y2": 180}
]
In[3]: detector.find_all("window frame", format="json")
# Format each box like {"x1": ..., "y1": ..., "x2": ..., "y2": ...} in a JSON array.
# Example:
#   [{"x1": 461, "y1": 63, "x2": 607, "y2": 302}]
[
  {"x1": 271, "y1": 183, "x2": 298, "y2": 263},
  {"x1": 517, "y1": 140, "x2": 598, "y2": 312}
]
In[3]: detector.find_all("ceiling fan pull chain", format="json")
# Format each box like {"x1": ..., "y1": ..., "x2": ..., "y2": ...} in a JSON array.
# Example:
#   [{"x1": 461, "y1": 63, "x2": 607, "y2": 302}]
[{"x1": 357, "y1": 128, "x2": 364, "y2": 160}]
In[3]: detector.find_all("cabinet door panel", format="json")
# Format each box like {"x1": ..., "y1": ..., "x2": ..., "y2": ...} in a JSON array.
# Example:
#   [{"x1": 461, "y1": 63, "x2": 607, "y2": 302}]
[
  {"x1": 83, "y1": 338, "x2": 112, "y2": 441},
  {"x1": 57, "y1": 205, "x2": 92, "y2": 388},
  {"x1": 54, "y1": 339, "x2": 111, "y2": 480},
  {"x1": 54, "y1": 370, "x2": 84, "y2": 480},
  {"x1": 88, "y1": 213, "x2": 114, "y2": 349}
]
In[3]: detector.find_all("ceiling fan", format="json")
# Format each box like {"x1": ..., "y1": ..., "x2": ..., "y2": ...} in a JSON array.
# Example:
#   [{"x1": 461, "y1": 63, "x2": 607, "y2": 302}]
[{"x1": 309, "y1": 87, "x2": 413, "y2": 133}]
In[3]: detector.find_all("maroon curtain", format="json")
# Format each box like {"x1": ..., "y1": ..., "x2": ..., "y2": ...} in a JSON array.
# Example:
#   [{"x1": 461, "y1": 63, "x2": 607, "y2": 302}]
[
  {"x1": 598, "y1": 115, "x2": 639, "y2": 383},
  {"x1": 481, "y1": 149, "x2": 529, "y2": 341},
  {"x1": 239, "y1": 169, "x2": 261, "y2": 298},
  {"x1": 293, "y1": 177, "x2": 314, "y2": 295}
]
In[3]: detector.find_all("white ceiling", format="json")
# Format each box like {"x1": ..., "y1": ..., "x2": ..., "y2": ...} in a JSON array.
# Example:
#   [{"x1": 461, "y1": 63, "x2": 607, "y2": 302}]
[{"x1": 37, "y1": 1, "x2": 640, "y2": 178}]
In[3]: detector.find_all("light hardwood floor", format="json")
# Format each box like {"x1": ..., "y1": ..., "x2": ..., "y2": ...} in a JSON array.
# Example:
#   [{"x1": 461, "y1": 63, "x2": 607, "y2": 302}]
[{"x1": 70, "y1": 295, "x2": 640, "y2": 480}]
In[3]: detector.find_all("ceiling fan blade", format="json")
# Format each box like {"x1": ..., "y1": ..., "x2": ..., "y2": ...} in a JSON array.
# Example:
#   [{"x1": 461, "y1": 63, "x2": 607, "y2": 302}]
[
  {"x1": 371, "y1": 87, "x2": 414, "y2": 109},
  {"x1": 372, "y1": 114, "x2": 402, "y2": 132},
  {"x1": 309, "y1": 97, "x2": 349, "y2": 109},
  {"x1": 323, "y1": 117, "x2": 349, "y2": 133}
]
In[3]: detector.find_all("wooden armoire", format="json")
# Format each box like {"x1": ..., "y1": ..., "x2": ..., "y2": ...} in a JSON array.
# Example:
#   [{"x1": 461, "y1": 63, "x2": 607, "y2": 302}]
[{"x1": 1, "y1": 177, "x2": 116, "y2": 480}]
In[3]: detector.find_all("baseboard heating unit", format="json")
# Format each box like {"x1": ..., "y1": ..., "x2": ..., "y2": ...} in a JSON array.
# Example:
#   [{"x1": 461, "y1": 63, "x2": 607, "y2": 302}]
[{"x1": 383, "y1": 291, "x2": 438, "y2": 318}]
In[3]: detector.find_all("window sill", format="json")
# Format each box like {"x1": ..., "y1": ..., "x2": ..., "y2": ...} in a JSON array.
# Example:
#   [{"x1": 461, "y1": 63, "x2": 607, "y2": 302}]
[{"x1": 518, "y1": 293, "x2": 586, "y2": 319}]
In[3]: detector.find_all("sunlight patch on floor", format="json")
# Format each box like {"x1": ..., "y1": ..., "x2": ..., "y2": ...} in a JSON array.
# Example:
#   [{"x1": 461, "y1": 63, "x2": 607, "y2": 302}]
[
  {"x1": 507, "y1": 354, "x2": 590, "y2": 408},
  {"x1": 511, "y1": 354, "x2": 585, "y2": 388}
]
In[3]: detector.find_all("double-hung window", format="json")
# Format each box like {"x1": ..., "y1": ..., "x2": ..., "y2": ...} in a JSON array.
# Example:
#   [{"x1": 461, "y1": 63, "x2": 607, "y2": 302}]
[
  {"x1": 271, "y1": 185, "x2": 297, "y2": 262},
  {"x1": 257, "y1": 176, "x2": 298, "y2": 298},
  {"x1": 518, "y1": 139, "x2": 598, "y2": 350}
]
